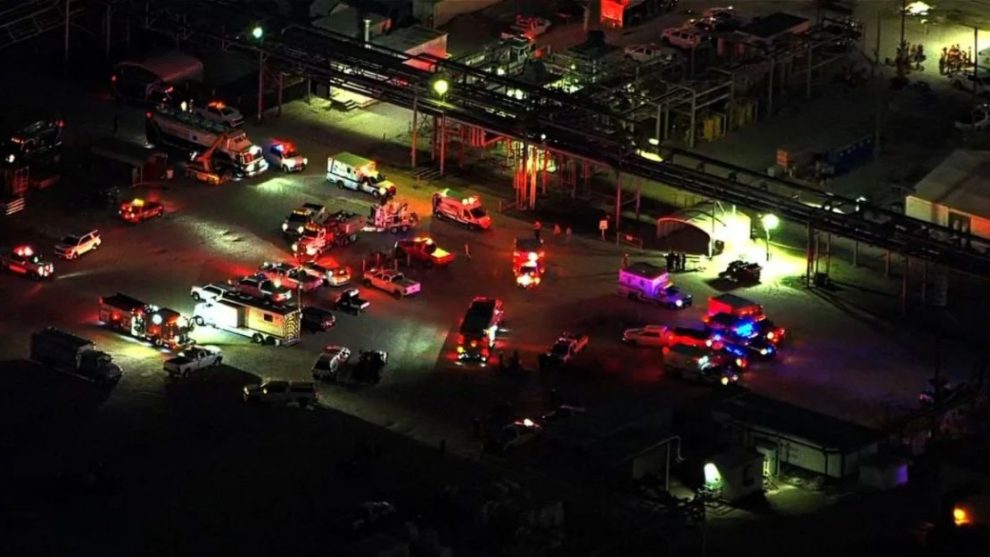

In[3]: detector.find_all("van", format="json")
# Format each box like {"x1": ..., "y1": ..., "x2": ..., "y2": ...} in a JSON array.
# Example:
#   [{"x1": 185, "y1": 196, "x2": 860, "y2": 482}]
[{"x1": 112, "y1": 52, "x2": 204, "y2": 104}]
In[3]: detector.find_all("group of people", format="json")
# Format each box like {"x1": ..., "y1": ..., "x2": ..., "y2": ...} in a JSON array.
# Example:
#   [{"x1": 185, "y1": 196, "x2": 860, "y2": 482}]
[
  {"x1": 666, "y1": 251, "x2": 687, "y2": 272},
  {"x1": 939, "y1": 44, "x2": 972, "y2": 75}
]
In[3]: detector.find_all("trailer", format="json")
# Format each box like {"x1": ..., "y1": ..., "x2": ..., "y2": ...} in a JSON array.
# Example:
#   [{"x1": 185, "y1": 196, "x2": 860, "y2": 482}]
[
  {"x1": 145, "y1": 105, "x2": 267, "y2": 178},
  {"x1": 99, "y1": 293, "x2": 194, "y2": 350},
  {"x1": 29, "y1": 328, "x2": 122, "y2": 384},
  {"x1": 193, "y1": 293, "x2": 301, "y2": 346},
  {"x1": 366, "y1": 200, "x2": 419, "y2": 233}
]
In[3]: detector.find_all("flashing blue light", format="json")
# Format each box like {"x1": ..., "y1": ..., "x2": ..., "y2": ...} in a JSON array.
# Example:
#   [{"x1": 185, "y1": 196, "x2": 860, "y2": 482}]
[{"x1": 733, "y1": 321, "x2": 757, "y2": 338}]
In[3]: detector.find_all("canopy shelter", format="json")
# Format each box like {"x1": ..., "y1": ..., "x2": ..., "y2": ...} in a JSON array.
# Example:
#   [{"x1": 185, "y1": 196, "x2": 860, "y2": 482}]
[
  {"x1": 656, "y1": 201, "x2": 750, "y2": 256},
  {"x1": 90, "y1": 138, "x2": 168, "y2": 186}
]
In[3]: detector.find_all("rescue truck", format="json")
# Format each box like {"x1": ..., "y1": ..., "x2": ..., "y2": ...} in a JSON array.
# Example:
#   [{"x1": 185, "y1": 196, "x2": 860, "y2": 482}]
[
  {"x1": 291, "y1": 212, "x2": 365, "y2": 258},
  {"x1": 367, "y1": 200, "x2": 419, "y2": 233},
  {"x1": 618, "y1": 262, "x2": 693, "y2": 309},
  {"x1": 1, "y1": 118, "x2": 64, "y2": 166},
  {"x1": 99, "y1": 293, "x2": 195, "y2": 350},
  {"x1": 326, "y1": 152, "x2": 397, "y2": 199},
  {"x1": 513, "y1": 238, "x2": 545, "y2": 289},
  {"x1": 192, "y1": 292, "x2": 301, "y2": 346},
  {"x1": 30, "y1": 328, "x2": 122, "y2": 385},
  {"x1": 145, "y1": 104, "x2": 267, "y2": 178},
  {"x1": 0, "y1": 245, "x2": 54, "y2": 279},
  {"x1": 431, "y1": 189, "x2": 492, "y2": 230},
  {"x1": 456, "y1": 297, "x2": 504, "y2": 364}
]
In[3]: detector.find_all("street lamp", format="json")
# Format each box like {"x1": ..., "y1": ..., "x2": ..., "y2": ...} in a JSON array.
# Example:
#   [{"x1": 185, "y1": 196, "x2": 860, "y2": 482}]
[
  {"x1": 253, "y1": 24, "x2": 265, "y2": 122},
  {"x1": 432, "y1": 77, "x2": 449, "y2": 98},
  {"x1": 761, "y1": 213, "x2": 779, "y2": 262},
  {"x1": 251, "y1": 25, "x2": 264, "y2": 40}
]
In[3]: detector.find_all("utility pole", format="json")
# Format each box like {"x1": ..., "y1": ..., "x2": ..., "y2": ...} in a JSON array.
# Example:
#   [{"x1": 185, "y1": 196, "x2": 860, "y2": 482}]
[
  {"x1": 899, "y1": 0, "x2": 907, "y2": 50},
  {"x1": 64, "y1": 0, "x2": 71, "y2": 66}
]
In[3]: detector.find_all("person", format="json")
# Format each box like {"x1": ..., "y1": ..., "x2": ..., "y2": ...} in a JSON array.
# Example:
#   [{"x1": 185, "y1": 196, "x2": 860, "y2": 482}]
[
  {"x1": 533, "y1": 220, "x2": 542, "y2": 241},
  {"x1": 666, "y1": 252, "x2": 675, "y2": 270},
  {"x1": 680, "y1": 252, "x2": 687, "y2": 271},
  {"x1": 553, "y1": 223, "x2": 561, "y2": 238},
  {"x1": 510, "y1": 349, "x2": 521, "y2": 371},
  {"x1": 565, "y1": 226, "x2": 573, "y2": 243},
  {"x1": 939, "y1": 47, "x2": 947, "y2": 74},
  {"x1": 622, "y1": 253, "x2": 629, "y2": 269}
]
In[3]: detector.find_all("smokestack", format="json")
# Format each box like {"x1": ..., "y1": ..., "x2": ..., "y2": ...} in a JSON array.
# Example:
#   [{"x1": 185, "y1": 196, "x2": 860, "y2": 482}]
[{"x1": 363, "y1": 17, "x2": 372, "y2": 43}]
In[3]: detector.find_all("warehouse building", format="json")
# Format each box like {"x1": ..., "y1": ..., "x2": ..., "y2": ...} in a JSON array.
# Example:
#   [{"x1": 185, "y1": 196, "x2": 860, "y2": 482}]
[{"x1": 906, "y1": 150, "x2": 990, "y2": 240}]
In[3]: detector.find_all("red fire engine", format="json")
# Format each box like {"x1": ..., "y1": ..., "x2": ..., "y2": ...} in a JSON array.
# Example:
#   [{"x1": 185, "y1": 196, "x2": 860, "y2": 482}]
[{"x1": 99, "y1": 293, "x2": 194, "y2": 350}]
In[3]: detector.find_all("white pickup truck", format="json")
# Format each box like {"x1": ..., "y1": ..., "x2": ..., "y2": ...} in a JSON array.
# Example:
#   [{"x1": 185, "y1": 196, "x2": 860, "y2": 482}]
[
  {"x1": 362, "y1": 268, "x2": 421, "y2": 298},
  {"x1": 163, "y1": 346, "x2": 223, "y2": 378}
]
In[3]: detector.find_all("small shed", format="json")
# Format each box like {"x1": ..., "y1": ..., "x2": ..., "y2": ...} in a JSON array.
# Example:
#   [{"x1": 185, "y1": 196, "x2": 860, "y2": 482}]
[
  {"x1": 90, "y1": 138, "x2": 168, "y2": 186},
  {"x1": 704, "y1": 449, "x2": 764, "y2": 503},
  {"x1": 714, "y1": 393, "x2": 879, "y2": 479},
  {"x1": 905, "y1": 150, "x2": 990, "y2": 240},
  {"x1": 656, "y1": 201, "x2": 751, "y2": 256}
]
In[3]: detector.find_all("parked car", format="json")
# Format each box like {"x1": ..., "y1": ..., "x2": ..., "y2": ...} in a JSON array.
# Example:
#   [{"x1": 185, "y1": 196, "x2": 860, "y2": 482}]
[
  {"x1": 335, "y1": 288, "x2": 370, "y2": 313},
  {"x1": 950, "y1": 70, "x2": 990, "y2": 96},
  {"x1": 489, "y1": 418, "x2": 542, "y2": 452},
  {"x1": 242, "y1": 380, "x2": 317, "y2": 406},
  {"x1": 624, "y1": 44, "x2": 681, "y2": 64},
  {"x1": 661, "y1": 26, "x2": 706, "y2": 49},
  {"x1": 194, "y1": 100, "x2": 245, "y2": 127},
  {"x1": 302, "y1": 306, "x2": 336, "y2": 332},
  {"x1": 622, "y1": 325, "x2": 670, "y2": 347},
  {"x1": 231, "y1": 274, "x2": 292, "y2": 304},
  {"x1": 54, "y1": 230, "x2": 102, "y2": 260},
  {"x1": 301, "y1": 261, "x2": 352, "y2": 286},
  {"x1": 119, "y1": 198, "x2": 164, "y2": 223},
  {"x1": 362, "y1": 267, "x2": 421, "y2": 298}
]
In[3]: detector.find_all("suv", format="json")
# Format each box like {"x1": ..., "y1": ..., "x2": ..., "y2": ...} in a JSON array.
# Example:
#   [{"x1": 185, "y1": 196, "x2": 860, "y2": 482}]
[
  {"x1": 243, "y1": 380, "x2": 317, "y2": 406},
  {"x1": 662, "y1": 26, "x2": 705, "y2": 49},
  {"x1": 232, "y1": 274, "x2": 292, "y2": 303},
  {"x1": 190, "y1": 283, "x2": 231, "y2": 302},
  {"x1": 194, "y1": 101, "x2": 244, "y2": 128},
  {"x1": 624, "y1": 44, "x2": 680, "y2": 64},
  {"x1": 54, "y1": 230, "x2": 101, "y2": 260}
]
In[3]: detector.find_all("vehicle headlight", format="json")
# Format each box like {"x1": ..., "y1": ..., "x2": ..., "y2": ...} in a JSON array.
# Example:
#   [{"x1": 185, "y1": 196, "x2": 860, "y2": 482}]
[
  {"x1": 675, "y1": 300, "x2": 683, "y2": 307},
  {"x1": 282, "y1": 223, "x2": 289, "y2": 231},
  {"x1": 297, "y1": 226, "x2": 304, "y2": 233},
  {"x1": 291, "y1": 243, "x2": 298, "y2": 251},
  {"x1": 285, "y1": 159, "x2": 295, "y2": 168},
  {"x1": 302, "y1": 158, "x2": 308, "y2": 166}
]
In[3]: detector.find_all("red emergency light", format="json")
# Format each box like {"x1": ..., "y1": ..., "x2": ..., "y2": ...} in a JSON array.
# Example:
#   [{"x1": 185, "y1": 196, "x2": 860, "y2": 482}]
[{"x1": 14, "y1": 245, "x2": 33, "y2": 257}]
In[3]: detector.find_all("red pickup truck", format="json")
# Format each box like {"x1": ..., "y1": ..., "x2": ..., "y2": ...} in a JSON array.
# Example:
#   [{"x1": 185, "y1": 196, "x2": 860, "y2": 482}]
[{"x1": 394, "y1": 237, "x2": 454, "y2": 268}]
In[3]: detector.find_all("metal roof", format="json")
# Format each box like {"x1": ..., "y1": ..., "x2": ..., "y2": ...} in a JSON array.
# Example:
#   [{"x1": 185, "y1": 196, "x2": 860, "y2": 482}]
[{"x1": 909, "y1": 149, "x2": 990, "y2": 218}]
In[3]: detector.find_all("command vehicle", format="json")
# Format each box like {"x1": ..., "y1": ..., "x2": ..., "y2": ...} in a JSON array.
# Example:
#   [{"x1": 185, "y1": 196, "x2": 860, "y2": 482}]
[
  {"x1": 1, "y1": 245, "x2": 54, "y2": 279},
  {"x1": 119, "y1": 198, "x2": 164, "y2": 223},
  {"x1": 326, "y1": 152, "x2": 396, "y2": 199},
  {"x1": 112, "y1": 52, "x2": 203, "y2": 104},
  {"x1": 432, "y1": 189, "x2": 492, "y2": 230},
  {"x1": 99, "y1": 293, "x2": 195, "y2": 350},
  {"x1": 704, "y1": 311, "x2": 786, "y2": 345},
  {"x1": 618, "y1": 262, "x2": 692, "y2": 309},
  {"x1": 394, "y1": 237, "x2": 454, "y2": 268},
  {"x1": 363, "y1": 267, "x2": 421, "y2": 298},
  {"x1": 193, "y1": 293, "x2": 301, "y2": 346},
  {"x1": 282, "y1": 203, "x2": 329, "y2": 237},
  {"x1": 231, "y1": 274, "x2": 293, "y2": 304},
  {"x1": 622, "y1": 325, "x2": 670, "y2": 347},
  {"x1": 335, "y1": 288, "x2": 370, "y2": 313},
  {"x1": 262, "y1": 138, "x2": 307, "y2": 173},
  {"x1": 30, "y1": 328, "x2": 122, "y2": 385},
  {"x1": 662, "y1": 344, "x2": 741, "y2": 385},
  {"x1": 457, "y1": 297, "x2": 504, "y2": 363},
  {"x1": 145, "y1": 104, "x2": 267, "y2": 178},
  {"x1": 513, "y1": 238, "x2": 545, "y2": 288},
  {"x1": 163, "y1": 346, "x2": 223, "y2": 378},
  {"x1": 194, "y1": 100, "x2": 244, "y2": 128},
  {"x1": 259, "y1": 262, "x2": 325, "y2": 292},
  {"x1": 301, "y1": 261, "x2": 351, "y2": 286},
  {"x1": 538, "y1": 332, "x2": 590, "y2": 369},
  {"x1": 368, "y1": 200, "x2": 418, "y2": 233},
  {"x1": 243, "y1": 380, "x2": 317, "y2": 406},
  {"x1": 312, "y1": 346, "x2": 387, "y2": 385},
  {"x1": 1, "y1": 118, "x2": 64, "y2": 166},
  {"x1": 54, "y1": 230, "x2": 101, "y2": 260},
  {"x1": 707, "y1": 293, "x2": 764, "y2": 318}
]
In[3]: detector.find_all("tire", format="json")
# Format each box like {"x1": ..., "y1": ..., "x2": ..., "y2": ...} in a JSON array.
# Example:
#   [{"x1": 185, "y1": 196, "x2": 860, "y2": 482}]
[
  {"x1": 364, "y1": 279, "x2": 372, "y2": 286},
  {"x1": 393, "y1": 290, "x2": 402, "y2": 299},
  {"x1": 252, "y1": 333, "x2": 264, "y2": 344},
  {"x1": 282, "y1": 165, "x2": 289, "y2": 172},
  {"x1": 389, "y1": 226, "x2": 398, "y2": 234},
  {"x1": 400, "y1": 225, "x2": 409, "y2": 233},
  {"x1": 192, "y1": 293, "x2": 202, "y2": 302},
  {"x1": 193, "y1": 316, "x2": 204, "y2": 326},
  {"x1": 265, "y1": 336, "x2": 277, "y2": 346},
  {"x1": 336, "y1": 180, "x2": 345, "y2": 189},
  {"x1": 182, "y1": 370, "x2": 190, "y2": 379},
  {"x1": 66, "y1": 251, "x2": 76, "y2": 260},
  {"x1": 213, "y1": 357, "x2": 222, "y2": 367}
]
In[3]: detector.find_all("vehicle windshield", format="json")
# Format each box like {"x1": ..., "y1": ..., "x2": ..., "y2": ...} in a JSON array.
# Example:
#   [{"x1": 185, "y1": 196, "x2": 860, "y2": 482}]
[
  {"x1": 551, "y1": 342, "x2": 569, "y2": 356},
  {"x1": 469, "y1": 208, "x2": 487, "y2": 218},
  {"x1": 288, "y1": 213, "x2": 309, "y2": 223},
  {"x1": 282, "y1": 148, "x2": 299, "y2": 157},
  {"x1": 61, "y1": 236, "x2": 79, "y2": 245},
  {"x1": 368, "y1": 173, "x2": 387, "y2": 185},
  {"x1": 220, "y1": 107, "x2": 238, "y2": 117},
  {"x1": 663, "y1": 286, "x2": 680, "y2": 295}
]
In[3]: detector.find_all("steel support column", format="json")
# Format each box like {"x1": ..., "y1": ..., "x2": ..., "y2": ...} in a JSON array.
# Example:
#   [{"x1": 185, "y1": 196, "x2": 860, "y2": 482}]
[
  {"x1": 439, "y1": 114, "x2": 447, "y2": 176},
  {"x1": 410, "y1": 95, "x2": 417, "y2": 169},
  {"x1": 277, "y1": 72, "x2": 284, "y2": 116},
  {"x1": 901, "y1": 255, "x2": 909, "y2": 315},
  {"x1": 768, "y1": 58, "x2": 775, "y2": 116},
  {"x1": 806, "y1": 222, "x2": 815, "y2": 287},
  {"x1": 806, "y1": 45, "x2": 813, "y2": 98},
  {"x1": 614, "y1": 171, "x2": 622, "y2": 244},
  {"x1": 256, "y1": 50, "x2": 265, "y2": 122},
  {"x1": 104, "y1": 4, "x2": 112, "y2": 57}
]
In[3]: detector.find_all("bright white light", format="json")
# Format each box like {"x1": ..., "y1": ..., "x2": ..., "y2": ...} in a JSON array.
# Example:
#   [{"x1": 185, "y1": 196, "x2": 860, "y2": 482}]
[
  {"x1": 761, "y1": 213, "x2": 780, "y2": 231},
  {"x1": 704, "y1": 462, "x2": 721, "y2": 485},
  {"x1": 905, "y1": 2, "x2": 931, "y2": 16}
]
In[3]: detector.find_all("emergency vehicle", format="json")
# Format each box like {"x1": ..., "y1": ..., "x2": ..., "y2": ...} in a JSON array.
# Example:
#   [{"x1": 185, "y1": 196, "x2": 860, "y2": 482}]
[
  {"x1": 145, "y1": 104, "x2": 267, "y2": 178},
  {"x1": 662, "y1": 344, "x2": 741, "y2": 386},
  {"x1": 618, "y1": 262, "x2": 692, "y2": 309},
  {"x1": 513, "y1": 238, "x2": 545, "y2": 289},
  {"x1": 707, "y1": 293, "x2": 763, "y2": 318},
  {"x1": 0, "y1": 245, "x2": 54, "y2": 279},
  {"x1": 194, "y1": 100, "x2": 245, "y2": 128},
  {"x1": 262, "y1": 139, "x2": 307, "y2": 173},
  {"x1": 394, "y1": 237, "x2": 454, "y2": 268},
  {"x1": 431, "y1": 189, "x2": 492, "y2": 230},
  {"x1": 193, "y1": 292, "x2": 301, "y2": 346},
  {"x1": 282, "y1": 203, "x2": 329, "y2": 238},
  {"x1": 99, "y1": 293, "x2": 194, "y2": 350},
  {"x1": 326, "y1": 152, "x2": 397, "y2": 199},
  {"x1": 367, "y1": 200, "x2": 419, "y2": 233},
  {"x1": 292, "y1": 212, "x2": 364, "y2": 258},
  {"x1": 119, "y1": 198, "x2": 165, "y2": 223},
  {"x1": 1, "y1": 119, "x2": 64, "y2": 166},
  {"x1": 456, "y1": 297, "x2": 504, "y2": 364}
]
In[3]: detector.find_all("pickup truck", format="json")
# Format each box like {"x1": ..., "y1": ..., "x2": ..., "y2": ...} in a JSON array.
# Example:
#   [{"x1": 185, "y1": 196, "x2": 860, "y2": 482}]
[
  {"x1": 163, "y1": 346, "x2": 223, "y2": 378},
  {"x1": 538, "y1": 332, "x2": 590, "y2": 369},
  {"x1": 394, "y1": 237, "x2": 455, "y2": 268},
  {"x1": 363, "y1": 268, "x2": 421, "y2": 298},
  {"x1": 1, "y1": 245, "x2": 54, "y2": 279},
  {"x1": 243, "y1": 380, "x2": 318, "y2": 406}
]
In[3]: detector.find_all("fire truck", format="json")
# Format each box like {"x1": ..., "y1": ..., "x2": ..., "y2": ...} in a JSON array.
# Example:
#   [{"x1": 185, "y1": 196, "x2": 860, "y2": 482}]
[
  {"x1": 192, "y1": 292, "x2": 301, "y2": 346},
  {"x1": 367, "y1": 200, "x2": 419, "y2": 233},
  {"x1": 292, "y1": 211, "x2": 365, "y2": 258},
  {"x1": 456, "y1": 297, "x2": 504, "y2": 364},
  {"x1": 432, "y1": 189, "x2": 492, "y2": 230},
  {"x1": 1, "y1": 118, "x2": 64, "y2": 166},
  {"x1": 99, "y1": 293, "x2": 195, "y2": 350},
  {"x1": 144, "y1": 104, "x2": 267, "y2": 178},
  {"x1": 512, "y1": 238, "x2": 545, "y2": 289}
]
